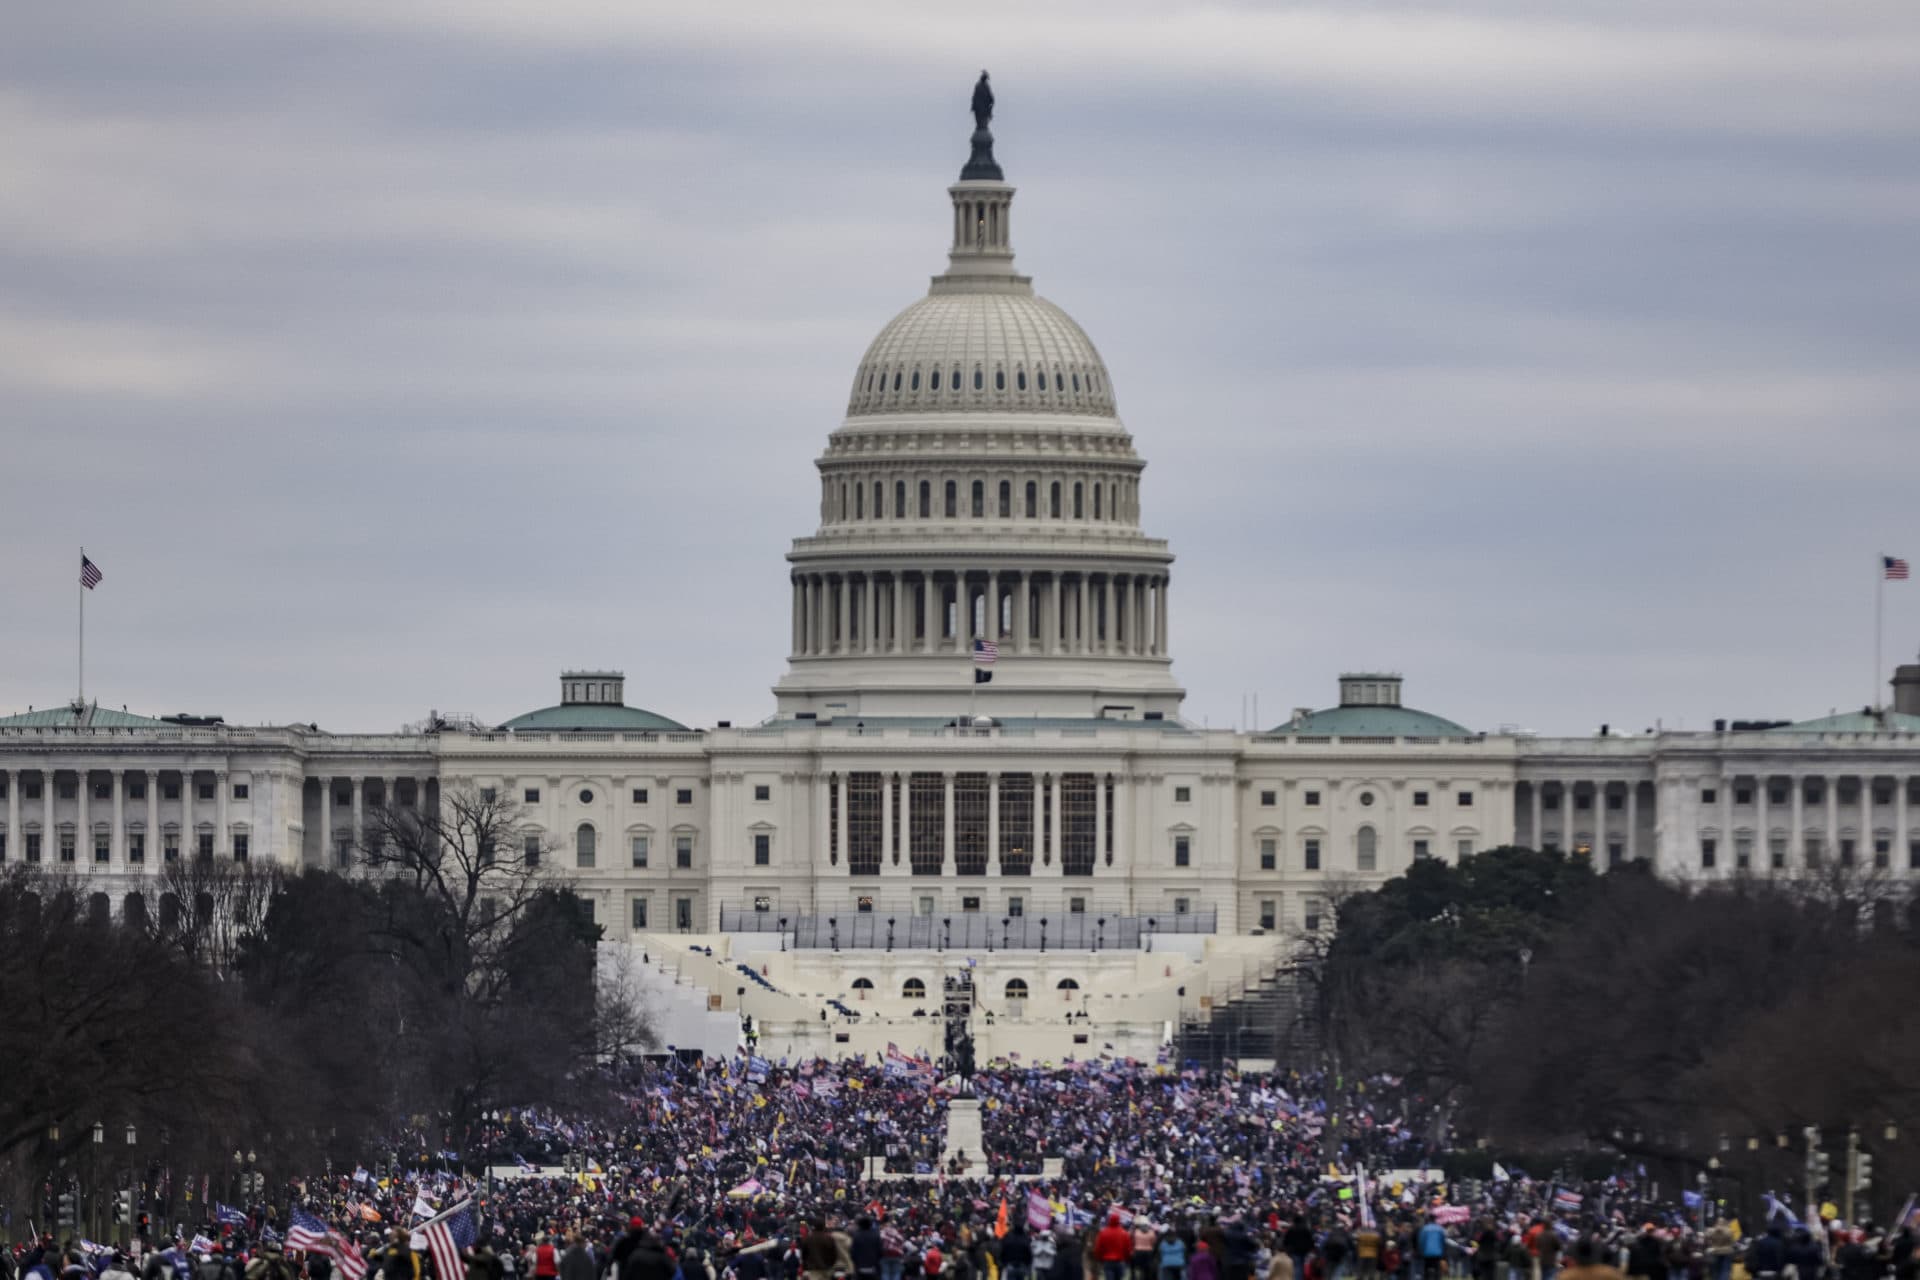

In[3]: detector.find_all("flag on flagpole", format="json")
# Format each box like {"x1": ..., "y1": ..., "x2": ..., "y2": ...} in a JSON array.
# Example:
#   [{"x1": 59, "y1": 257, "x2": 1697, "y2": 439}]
[
  {"x1": 80, "y1": 555, "x2": 103, "y2": 589},
  {"x1": 1886, "y1": 556, "x2": 1911, "y2": 581},
  {"x1": 288, "y1": 1208, "x2": 368, "y2": 1280},
  {"x1": 973, "y1": 638, "x2": 998, "y2": 664},
  {"x1": 420, "y1": 1199, "x2": 476, "y2": 1280}
]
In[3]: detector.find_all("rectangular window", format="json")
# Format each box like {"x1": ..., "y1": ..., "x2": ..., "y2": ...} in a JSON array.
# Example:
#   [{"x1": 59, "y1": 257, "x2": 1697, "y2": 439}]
[
  {"x1": 1174, "y1": 835, "x2": 1190, "y2": 866},
  {"x1": 631, "y1": 898, "x2": 648, "y2": 930},
  {"x1": 24, "y1": 781, "x2": 41, "y2": 800},
  {"x1": 193, "y1": 832, "x2": 212, "y2": 858},
  {"x1": 93, "y1": 783, "x2": 110, "y2": 800},
  {"x1": 1873, "y1": 837, "x2": 1890, "y2": 869},
  {"x1": 1734, "y1": 788, "x2": 1751, "y2": 805},
  {"x1": 1458, "y1": 791, "x2": 1473, "y2": 806},
  {"x1": 233, "y1": 834, "x2": 249, "y2": 862},
  {"x1": 1910, "y1": 840, "x2": 1920, "y2": 870},
  {"x1": 1839, "y1": 838, "x2": 1856, "y2": 867},
  {"x1": 1068, "y1": 897, "x2": 1086, "y2": 914},
  {"x1": 584, "y1": 898, "x2": 597, "y2": 924},
  {"x1": 1259, "y1": 838, "x2": 1277, "y2": 871},
  {"x1": 1259, "y1": 899, "x2": 1277, "y2": 931},
  {"x1": 1734, "y1": 835, "x2": 1751, "y2": 870},
  {"x1": 1543, "y1": 793, "x2": 1560, "y2": 811},
  {"x1": 27, "y1": 833, "x2": 43, "y2": 863},
  {"x1": 1770, "y1": 787, "x2": 1787, "y2": 805},
  {"x1": 1700, "y1": 837, "x2": 1717, "y2": 869},
  {"x1": 233, "y1": 783, "x2": 249, "y2": 800},
  {"x1": 94, "y1": 836, "x2": 110, "y2": 863},
  {"x1": 1173, "y1": 786, "x2": 1191, "y2": 803},
  {"x1": 1304, "y1": 790, "x2": 1321, "y2": 807},
  {"x1": 1412, "y1": 791, "x2": 1429, "y2": 807},
  {"x1": 1608, "y1": 793, "x2": 1624, "y2": 810},
  {"x1": 1304, "y1": 837, "x2": 1321, "y2": 871},
  {"x1": 1608, "y1": 841, "x2": 1624, "y2": 868},
  {"x1": 576, "y1": 831, "x2": 595, "y2": 869},
  {"x1": 60, "y1": 832, "x2": 77, "y2": 862},
  {"x1": 1457, "y1": 838, "x2": 1473, "y2": 859},
  {"x1": 198, "y1": 783, "x2": 214, "y2": 801},
  {"x1": 0, "y1": 832, "x2": 6, "y2": 861},
  {"x1": 676, "y1": 788, "x2": 693, "y2": 805},
  {"x1": 163, "y1": 832, "x2": 179, "y2": 862},
  {"x1": 163, "y1": 783, "x2": 179, "y2": 800},
  {"x1": 59, "y1": 783, "x2": 76, "y2": 800},
  {"x1": 1304, "y1": 898, "x2": 1323, "y2": 933},
  {"x1": 1701, "y1": 788, "x2": 1717, "y2": 804},
  {"x1": 631, "y1": 835, "x2": 649, "y2": 868},
  {"x1": 632, "y1": 787, "x2": 648, "y2": 803},
  {"x1": 1260, "y1": 790, "x2": 1276, "y2": 807},
  {"x1": 675, "y1": 897, "x2": 693, "y2": 931},
  {"x1": 1805, "y1": 837, "x2": 1821, "y2": 864},
  {"x1": 857, "y1": 895, "x2": 874, "y2": 913},
  {"x1": 754, "y1": 785, "x2": 771, "y2": 802},
  {"x1": 753, "y1": 833, "x2": 771, "y2": 866},
  {"x1": 479, "y1": 787, "x2": 496, "y2": 803},
  {"x1": 1412, "y1": 838, "x2": 1430, "y2": 859},
  {"x1": 754, "y1": 895, "x2": 773, "y2": 913},
  {"x1": 675, "y1": 835, "x2": 693, "y2": 868},
  {"x1": 1770, "y1": 836, "x2": 1787, "y2": 870},
  {"x1": 919, "y1": 896, "x2": 935, "y2": 916},
  {"x1": 523, "y1": 834, "x2": 542, "y2": 868},
  {"x1": 128, "y1": 833, "x2": 145, "y2": 863},
  {"x1": 1173, "y1": 897, "x2": 1190, "y2": 915},
  {"x1": 128, "y1": 781, "x2": 145, "y2": 799},
  {"x1": 1574, "y1": 792, "x2": 1592, "y2": 811},
  {"x1": 1007, "y1": 896, "x2": 1024, "y2": 917},
  {"x1": 962, "y1": 896, "x2": 981, "y2": 912},
  {"x1": 524, "y1": 788, "x2": 541, "y2": 803}
]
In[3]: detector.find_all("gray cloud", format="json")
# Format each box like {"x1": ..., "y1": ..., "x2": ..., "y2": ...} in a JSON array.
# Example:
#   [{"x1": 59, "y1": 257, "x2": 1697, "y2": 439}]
[{"x1": 3, "y1": 0, "x2": 1918, "y2": 735}]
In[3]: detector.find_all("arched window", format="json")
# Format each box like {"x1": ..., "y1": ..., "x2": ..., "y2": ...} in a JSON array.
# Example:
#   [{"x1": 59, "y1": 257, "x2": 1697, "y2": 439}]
[
  {"x1": 903, "y1": 977, "x2": 927, "y2": 1000},
  {"x1": 855, "y1": 485, "x2": 864, "y2": 519},
  {"x1": 123, "y1": 893, "x2": 147, "y2": 929},
  {"x1": 865, "y1": 371, "x2": 874, "y2": 393},
  {"x1": 1017, "y1": 368, "x2": 1028, "y2": 391},
  {"x1": 971, "y1": 480, "x2": 984, "y2": 517},
  {"x1": 910, "y1": 369, "x2": 920, "y2": 391},
  {"x1": 1073, "y1": 372, "x2": 1081, "y2": 392},
  {"x1": 896, "y1": 480, "x2": 906, "y2": 518},
  {"x1": 1025, "y1": 481, "x2": 1037, "y2": 518},
  {"x1": 931, "y1": 368, "x2": 941, "y2": 390},
  {"x1": 973, "y1": 368, "x2": 984, "y2": 390},
  {"x1": 892, "y1": 370, "x2": 901, "y2": 392},
  {"x1": 995, "y1": 369, "x2": 1006, "y2": 390},
  {"x1": 951, "y1": 367, "x2": 961, "y2": 390},
  {"x1": 944, "y1": 480, "x2": 958, "y2": 518},
  {"x1": 1094, "y1": 485, "x2": 1102, "y2": 520},
  {"x1": 998, "y1": 480, "x2": 1011, "y2": 517},
  {"x1": 1357, "y1": 825, "x2": 1377, "y2": 873},
  {"x1": 1037, "y1": 371, "x2": 1048, "y2": 391},
  {"x1": 1073, "y1": 482, "x2": 1084, "y2": 519},
  {"x1": 851, "y1": 977, "x2": 874, "y2": 991},
  {"x1": 873, "y1": 481, "x2": 883, "y2": 519},
  {"x1": 88, "y1": 892, "x2": 110, "y2": 926},
  {"x1": 919, "y1": 481, "x2": 932, "y2": 518},
  {"x1": 840, "y1": 484, "x2": 848, "y2": 520},
  {"x1": 159, "y1": 892, "x2": 182, "y2": 931},
  {"x1": 1056, "y1": 978, "x2": 1079, "y2": 991},
  {"x1": 1005, "y1": 978, "x2": 1030, "y2": 1000},
  {"x1": 576, "y1": 823, "x2": 597, "y2": 868},
  {"x1": 1050, "y1": 481, "x2": 1061, "y2": 518}
]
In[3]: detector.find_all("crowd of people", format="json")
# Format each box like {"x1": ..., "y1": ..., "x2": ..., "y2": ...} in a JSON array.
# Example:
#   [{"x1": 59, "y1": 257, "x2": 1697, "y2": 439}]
[{"x1": 7, "y1": 1057, "x2": 1918, "y2": 1280}]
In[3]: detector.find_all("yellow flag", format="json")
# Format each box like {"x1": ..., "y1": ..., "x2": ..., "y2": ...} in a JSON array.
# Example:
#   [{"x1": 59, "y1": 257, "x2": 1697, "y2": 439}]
[
  {"x1": 753, "y1": 1095, "x2": 768, "y2": 1109},
  {"x1": 848, "y1": 1078, "x2": 865, "y2": 1091}
]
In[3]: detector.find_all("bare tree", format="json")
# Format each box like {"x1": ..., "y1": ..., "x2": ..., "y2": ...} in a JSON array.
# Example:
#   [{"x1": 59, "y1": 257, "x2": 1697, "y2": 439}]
[{"x1": 151, "y1": 856, "x2": 284, "y2": 973}]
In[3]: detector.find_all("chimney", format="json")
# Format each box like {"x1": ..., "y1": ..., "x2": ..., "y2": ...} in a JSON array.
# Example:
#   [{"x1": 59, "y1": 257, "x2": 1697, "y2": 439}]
[{"x1": 1893, "y1": 658, "x2": 1920, "y2": 717}]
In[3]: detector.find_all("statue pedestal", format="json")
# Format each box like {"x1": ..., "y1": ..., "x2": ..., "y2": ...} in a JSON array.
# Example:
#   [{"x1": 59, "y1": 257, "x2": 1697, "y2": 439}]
[{"x1": 943, "y1": 1096, "x2": 988, "y2": 1175}]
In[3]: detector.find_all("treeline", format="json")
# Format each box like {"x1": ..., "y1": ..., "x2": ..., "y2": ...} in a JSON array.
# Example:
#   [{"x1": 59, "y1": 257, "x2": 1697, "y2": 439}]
[
  {"x1": 1302, "y1": 848, "x2": 1920, "y2": 1220},
  {"x1": 0, "y1": 787, "x2": 649, "y2": 1206}
]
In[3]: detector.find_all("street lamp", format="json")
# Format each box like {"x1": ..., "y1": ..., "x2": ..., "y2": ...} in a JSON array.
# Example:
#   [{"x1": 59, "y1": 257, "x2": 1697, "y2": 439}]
[
  {"x1": 125, "y1": 1124, "x2": 137, "y2": 1146},
  {"x1": 1039, "y1": 917, "x2": 1048, "y2": 954},
  {"x1": 93, "y1": 1122, "x2": 105, "y2": 1146},
  {"x1": 779, "y1": 916, "x2": 788, "y2": 952},
  {"x1": 1146, "y1": 917, "x2": 1157, "y2": 953},
  {"x1": 1095, "y1": 916, "x2": 1105, "y2": 953},
  {"x1": 887, "y1": 917, "x2": 896, "y2": 952}
]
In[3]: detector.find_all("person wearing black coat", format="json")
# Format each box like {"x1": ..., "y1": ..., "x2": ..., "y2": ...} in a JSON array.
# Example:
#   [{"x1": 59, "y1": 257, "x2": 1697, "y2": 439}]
[
  {"x1": 624, "y1": 1236, "x2": 674, "y2": 1280},
  {"x1": 1048, "y1": 1231, "x2": 1084, "y2": 1280},
  {"x1": 852, "y1": 1220, "x2": 885, "y2": 1280},
  {"x1": 1001, "y1": 1226, "x2": 1034, "y2": 1280}
]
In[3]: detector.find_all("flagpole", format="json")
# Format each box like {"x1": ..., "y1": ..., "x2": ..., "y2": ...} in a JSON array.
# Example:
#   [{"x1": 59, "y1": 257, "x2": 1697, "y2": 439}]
[
  {"x1": 1875, "y1": 554, "x2": 1884, "y2": 712},
  {"x1": 78, "y1": 545, "x2": 86, "y2": 707}
]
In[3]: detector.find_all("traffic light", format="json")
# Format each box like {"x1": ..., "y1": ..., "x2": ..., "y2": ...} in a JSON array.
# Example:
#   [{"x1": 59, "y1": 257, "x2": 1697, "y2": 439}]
[
  {"x1": 58, "y1": 1191, "x2": 77, "y2": 1228},
  {"x1": 1855, "y1": 1151, "x2": 1873, "y2": 1192},
  {"x1": 1812, "y1": 1150, "x2": 1832, "y2": 1187},
  {"x1": 137, "y1": 1213, "x2": 152, "y2": 1238}
]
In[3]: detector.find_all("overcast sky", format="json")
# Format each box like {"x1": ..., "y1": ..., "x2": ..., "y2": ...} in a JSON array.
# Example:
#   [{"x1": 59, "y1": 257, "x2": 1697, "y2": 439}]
[{"x1": 4, "y1": 1, "x2": 1919, "y2": 736}]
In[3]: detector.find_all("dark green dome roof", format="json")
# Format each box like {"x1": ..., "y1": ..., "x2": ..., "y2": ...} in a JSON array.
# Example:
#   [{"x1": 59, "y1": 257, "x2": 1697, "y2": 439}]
[
  {"x1": 499, "y1": 704, "x2": 688, "y2": 732},
  {"x1": 1272, "y1": 704, "x2": 1472, "y2": 737}
]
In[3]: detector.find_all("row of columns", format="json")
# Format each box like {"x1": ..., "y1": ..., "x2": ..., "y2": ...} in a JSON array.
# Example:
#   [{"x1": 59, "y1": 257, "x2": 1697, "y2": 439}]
[
  {"x1": 2, "y1": 766, "x2": 233, "y2": 866},
  {"x1": 791, "y1": 568, "x2": 1169, "y2": 660},
  {"x1": 822, "y1": 472, "x2": 1139, "y2": 526},
  {"x1": 823, "y1": 771, "x2": 1123, "y2": 875},
  {"x1": 311, "y1": 775, "x2": 433, "y2": 867},
  {"x1": 1523, "y1": 774, "x2": 1918, "y2": 868}
]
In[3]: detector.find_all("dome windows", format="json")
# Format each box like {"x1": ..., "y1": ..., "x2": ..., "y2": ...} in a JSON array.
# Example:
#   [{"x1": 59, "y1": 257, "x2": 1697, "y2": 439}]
[
  {"x1": 910, "y1": 369, "x2": 921, "y2": 391},
  {"x1": 1037, "y1": 371, "x2": 1047, "y2": 391},
  {"x1": 995, "y1": 369, "x2": 1005, "y2": 390},
  {"x1": 951, "y1": 366, "x2": 961, "y2": 392},
  {"x1": 1072, "y1": 372, "x2": 1081, "y2": 392},
  {"x1": 892, "y1": 371, "x2": 901, "y2": 392},
  {"x1": 973, "y1": 368, "x2": 983, "y2": 391},
  {"x1": 930, "y1": 369, "x2": 941, "y2": 391},
  {"x1": 1017, "y1": 369, "x2": 1028, "y2": 391}
]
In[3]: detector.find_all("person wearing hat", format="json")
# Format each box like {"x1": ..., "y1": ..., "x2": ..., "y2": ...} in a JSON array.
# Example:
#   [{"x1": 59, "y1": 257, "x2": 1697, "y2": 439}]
[{"x1": 243, "y1": 1242, "x2": 292, "y2": 1280}]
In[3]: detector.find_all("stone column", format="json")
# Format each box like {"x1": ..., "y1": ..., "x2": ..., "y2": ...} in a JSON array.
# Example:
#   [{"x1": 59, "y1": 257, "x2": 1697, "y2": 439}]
[
  {"x1": 1720, "y1": 775, "x2": 1733, "y2": 873},
  {"x1": 1560, "y1": 780, "x2": 1575, "y2": 850},
  {"x1": 1049, "y1": 574, "x2": 1063, "y2": 655},
  {"x1": 792, "y1": 579, "x2": 803, "y2": 655},
  {"x1": 988, "y1": 773, "x2": 1001, "y2": 868},
  {"x1": 942, "y1": 772, "x2": 955, "y2": 871},
  {"x1": 1040, "y1": 773, "x2": 1054, "y2": 867},
  {"x1": 1790, "y1": 774, "x2": 1804, "y2": 866},
  {"x1": 317, "y1": 777, "x2": 332, "y2": 866},
  {"x1": 1156, "y1": 577, "x2": 1169, "y2": 655},
  {"x1": 1094, "y1": 772, "x2": 1107, "y2": 866},
  {"x1": 881, "y1": 771, "x2": 894, "y2": 869},
  {"x1": 1825, "y1": 774, "x2": 1839, "y2": 862},
  {"x1": 1113, "y1": 772, "x2": 1129, "y2": 870},
  {"x1": 1754, "y1": 777, "x2": 1769, "y2": 869},
  {"x1": 1077, "y1": 575, "x2": 1091, "y2": 654},
  {"x1": 987, "y1": 569, "x2": 1000, "y2": 642},
  {"x1": 351, "y1": 776, "x2": 364, "y2": 861},
  {"x1": 179, "y1": 769, "x2": 192, "y2": 856},
  {"x1": 1103, "y1": 576, "x2": 1116, "y2": 654},
  {"x1": 143, "y1": 772, "x2": 157, "y2": 869},
  {"x1": 216, "y1": 770, "x2": 231, "y2": 858},
  {"x1": 77, "y1": 768, "x2": 90, "y2": 864},
  {"x1": 897, "y1": 773, "x2": 911, "y2": 865},
  {"x1": 835, "y1": 575, "x2": 850, "y2": 655},
  {"x1": 1011, "y1": 570, "x2": 1027, "y2": 654},
  {"x1": 1625, "y1": 781, "x2": 1638, "y2": 861},
  {"x1": 922, "y1": 573, "x2": 937, "y2": 654},
  {"x1": 1530, "y1": 782, "x2": 1543, "y2": 850},
  {"x1": 5, "y1": 770, "x2": 17, "y2": 863},
  {"x1": 814, "y1": 772, "x2": 830, "y2": 871},
  {"x1": 1897, "y1": 778, "x2": 1910, "y2": 871},
  {"x1": 111, "y1": 770, "x2": 125, "y2": 865}
]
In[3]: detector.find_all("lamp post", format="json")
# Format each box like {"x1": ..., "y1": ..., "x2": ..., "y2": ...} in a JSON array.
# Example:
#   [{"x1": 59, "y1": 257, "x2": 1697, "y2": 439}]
[
  {"x1": 779, "y1": 915, "x2": 788, "y2": 952},
  {"x1": 1001, "y1": 916, "x2": 1010, "y2": 951},
  {"x1": 1095, "y1": 916, "x2": 1106, "y2": 953},
  {"x1": 887, "y1": 917, "x2": 896, "y2": 952},
  {"x1": 1146, "y1": 916, "x2": 1157, "y2": 953},
  {"x1": 91, "y1": 1121, "x2": 105, "y2": 1241},
  {"x1": 1039, "y1": 917, "x2": 1048, "y2": 954}
]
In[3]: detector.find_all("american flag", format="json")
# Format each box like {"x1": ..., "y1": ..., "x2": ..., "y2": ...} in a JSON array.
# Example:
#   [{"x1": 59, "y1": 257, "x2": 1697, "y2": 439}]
[
  {"x1": 287, "y1": 1208, "x2": 367, "y2": 1280},
  {"x1": 420, "y1": 1199, "x2": 476, "y2": 1280},
  {"x1": 1887, "y1": 555, "x2": 1911, "y2": 581},
  {"x1": 80, "y1": 555, "x2": 103, "y2": 590},
  {"x1": 973, "y1": 637, "x2": 998, "y2": 665}
]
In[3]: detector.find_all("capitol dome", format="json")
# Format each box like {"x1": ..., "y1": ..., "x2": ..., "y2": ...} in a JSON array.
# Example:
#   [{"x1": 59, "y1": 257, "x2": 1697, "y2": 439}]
[{"x1": 845, "y1": 291, "x2": 1117, "y2": 418}]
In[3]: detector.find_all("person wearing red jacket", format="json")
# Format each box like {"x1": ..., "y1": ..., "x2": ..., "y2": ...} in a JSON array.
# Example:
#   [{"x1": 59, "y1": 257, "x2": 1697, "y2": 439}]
[{"x1": 1095, "y1": 1214, "x2": 1135, "y2": 1280}]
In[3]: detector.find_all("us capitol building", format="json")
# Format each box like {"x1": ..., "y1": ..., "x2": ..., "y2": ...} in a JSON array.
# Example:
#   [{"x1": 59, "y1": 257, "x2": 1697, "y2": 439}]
[{"x1": 6, "y1": 84, "x2": 1919, "y2": 1060}]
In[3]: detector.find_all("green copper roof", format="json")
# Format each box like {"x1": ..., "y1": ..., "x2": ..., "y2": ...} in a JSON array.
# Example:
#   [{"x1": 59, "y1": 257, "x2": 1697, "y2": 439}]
[
  {"x1": 0, "y1": 703, "x2": 174, "y2": 729},
  {"x1": 1781, "y1": 710, "x2": 1920, "y2": 734},
  {"x1": 499, "y1": 703, "x2": 689, "y2": 732},
  {"x1": 1270, "y1": 705, "x2": 1473, "y2": 738}
]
